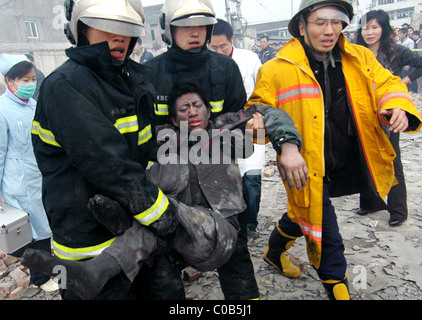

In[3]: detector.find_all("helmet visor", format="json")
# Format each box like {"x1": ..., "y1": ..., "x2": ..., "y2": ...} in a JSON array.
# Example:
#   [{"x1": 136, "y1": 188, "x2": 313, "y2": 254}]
[
  {"x1": 80, "y1": 17, "x2": 145, "y2": 37},
  {"x1": 171, "y1": 14, "x2": 217, "y2": 27},
  {"x1": 311, "y1": 7, "x2": 350, "y2": 25}
]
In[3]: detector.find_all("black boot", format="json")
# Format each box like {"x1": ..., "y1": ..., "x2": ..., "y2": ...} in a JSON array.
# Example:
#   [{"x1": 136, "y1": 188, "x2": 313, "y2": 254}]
[
  {"x1": 87, "y1": 194, "x2": 133, "y2": 236},
  {"x1": 21, "y1": 248, "x2": 121, "y2": 300}
]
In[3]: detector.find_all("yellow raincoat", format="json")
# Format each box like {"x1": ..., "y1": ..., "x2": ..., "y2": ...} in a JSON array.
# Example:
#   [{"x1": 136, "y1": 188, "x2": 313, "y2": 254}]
[{"x1": 247, "y1": 35, "x2": 422, "y2": 267}]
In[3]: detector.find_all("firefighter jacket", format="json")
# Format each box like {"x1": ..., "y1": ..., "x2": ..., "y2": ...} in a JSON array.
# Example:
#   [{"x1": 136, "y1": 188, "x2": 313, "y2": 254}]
[
  {"x1": 247, "y1": 35, "x2": 422, "y2": 268},
  {"x1": 144, "y1": 45, "x2": 247, "y2": 125},
  {"x1": 31, "y1": 42, "x2": 175, "y2": 260}
]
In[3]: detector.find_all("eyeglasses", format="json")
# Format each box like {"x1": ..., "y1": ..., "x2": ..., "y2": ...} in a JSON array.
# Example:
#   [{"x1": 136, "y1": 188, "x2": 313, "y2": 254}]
[{"x1": 307, "y1": 19, "x2": 343, "y2": 30}]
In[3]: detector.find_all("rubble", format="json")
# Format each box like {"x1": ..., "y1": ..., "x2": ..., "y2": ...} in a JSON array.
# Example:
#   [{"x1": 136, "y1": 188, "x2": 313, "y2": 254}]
[{"x1": 0, "y1": 252, "x2": 60, "y2": 300}]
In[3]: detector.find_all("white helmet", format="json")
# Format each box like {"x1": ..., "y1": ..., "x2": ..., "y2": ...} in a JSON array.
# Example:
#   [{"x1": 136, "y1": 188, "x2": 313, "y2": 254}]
[
  {"x1": 64, "y1": 0, "x2": 145, "y2": 45},
  {"x1": 159, "y1": 0, "x2": 217, "y2": 46}
]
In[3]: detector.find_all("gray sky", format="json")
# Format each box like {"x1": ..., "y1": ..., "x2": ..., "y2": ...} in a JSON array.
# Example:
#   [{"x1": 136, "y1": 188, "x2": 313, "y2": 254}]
[{"x1": 141, "y1": 0, "x2": 373, "y2": 24}]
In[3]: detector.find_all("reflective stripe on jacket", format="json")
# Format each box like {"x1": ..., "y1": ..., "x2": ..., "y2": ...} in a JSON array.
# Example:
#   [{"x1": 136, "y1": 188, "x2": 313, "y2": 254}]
[
  {"x1": 52, "y1": 237, "x2": 117, "y2": 261},
  {"x1": 247, "y1": 35, "x2": 422, "y2": 267}
]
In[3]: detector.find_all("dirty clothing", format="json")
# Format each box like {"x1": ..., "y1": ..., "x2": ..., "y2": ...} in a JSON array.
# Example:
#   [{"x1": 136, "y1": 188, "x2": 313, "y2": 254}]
[
  {"x1": 246, "y1": 35, "x2": 422, "y2": 271},
  {"x1": 102, "y1": 104, "x2": 302, "y2": 299}
]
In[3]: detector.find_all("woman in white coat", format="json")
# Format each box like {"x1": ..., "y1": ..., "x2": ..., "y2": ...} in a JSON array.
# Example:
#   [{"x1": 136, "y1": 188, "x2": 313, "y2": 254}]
[{"x1": 0, "y1": 54, "x2": 57, "y2": 292}]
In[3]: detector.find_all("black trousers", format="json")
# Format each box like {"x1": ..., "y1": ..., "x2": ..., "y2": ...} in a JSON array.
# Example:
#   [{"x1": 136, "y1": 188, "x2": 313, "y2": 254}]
[
  {"x1": 217, "y1": 209, "x2": 260, "y2": 300},
  {"x1": 360, "y1": 132, "x2": 407, "y2": 221}
]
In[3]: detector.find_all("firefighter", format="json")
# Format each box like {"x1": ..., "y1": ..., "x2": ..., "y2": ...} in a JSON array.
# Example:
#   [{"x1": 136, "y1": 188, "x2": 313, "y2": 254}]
[
  {"x1": 145, "y1": 0, "x2": 247, "y2": 126},
  {"x1": 22, "y1": 0, "x2": 181, "y2": 300},
  {"x1": 246, "y1": 0, "x2": 422, "y2": 299},
  {"x1": 144, "y1": 0, "x2": 259, "y2": 300}
]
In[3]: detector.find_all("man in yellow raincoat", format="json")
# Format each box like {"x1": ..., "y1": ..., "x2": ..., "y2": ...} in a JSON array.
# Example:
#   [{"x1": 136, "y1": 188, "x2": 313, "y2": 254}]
[{"x1": 246, "y1": 0, "x2": 422, "y2": 300}]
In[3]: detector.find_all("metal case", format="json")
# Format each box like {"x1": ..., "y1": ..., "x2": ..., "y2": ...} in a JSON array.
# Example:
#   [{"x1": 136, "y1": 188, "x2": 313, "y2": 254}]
[{"x1": 0, "y1": 203, "x2": 32, "y2": 254}]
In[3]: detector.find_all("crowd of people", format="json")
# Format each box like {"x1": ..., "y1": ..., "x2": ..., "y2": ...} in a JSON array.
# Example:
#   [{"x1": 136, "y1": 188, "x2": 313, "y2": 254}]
[{"x1": 1, "y1": 0, "x2": 422, "y2": 301}]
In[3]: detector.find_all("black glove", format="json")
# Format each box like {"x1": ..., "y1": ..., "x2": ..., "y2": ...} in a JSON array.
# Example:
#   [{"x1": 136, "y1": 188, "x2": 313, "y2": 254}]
[{"x1": 87, "y1": 194, "x2": 133, "y2": 236}]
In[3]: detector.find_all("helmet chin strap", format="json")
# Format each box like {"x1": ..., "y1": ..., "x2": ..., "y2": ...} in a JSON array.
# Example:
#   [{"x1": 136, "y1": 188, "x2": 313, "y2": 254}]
[{"x1": 299, "y1": 13, "x2": 336, "y2": 68}]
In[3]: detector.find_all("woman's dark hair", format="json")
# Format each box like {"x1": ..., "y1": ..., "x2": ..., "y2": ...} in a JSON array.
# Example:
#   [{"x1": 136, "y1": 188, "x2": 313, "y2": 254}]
[
  {"x1": 356, "y1": 10, "x2": 397, "y2": 60},
  {"x1": 167, "y1": 82, "x2": 211, "y2": 120},
  {"x1": 4, "y1": 61, "x2": 34, "y2": 82}
]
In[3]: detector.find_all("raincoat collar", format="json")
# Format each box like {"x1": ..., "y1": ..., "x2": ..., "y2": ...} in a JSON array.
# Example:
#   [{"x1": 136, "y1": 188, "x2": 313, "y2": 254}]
[{"x1": 65, "y1": 42, "x2": 128, "y2": 82}]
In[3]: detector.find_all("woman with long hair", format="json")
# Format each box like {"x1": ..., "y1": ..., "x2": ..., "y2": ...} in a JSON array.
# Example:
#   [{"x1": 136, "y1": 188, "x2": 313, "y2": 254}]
[
  {"x1": 356, "y1": 10, "x2": 422, "y2": 87},
  {"x1": 355, "y1": 10, "x2": 422, "y2": 226}
]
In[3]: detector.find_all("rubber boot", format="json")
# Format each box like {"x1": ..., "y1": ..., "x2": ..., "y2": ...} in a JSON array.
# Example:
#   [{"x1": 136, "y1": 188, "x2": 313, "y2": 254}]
[
  {"x1": 263, "y1": 223, "x2": 301, "y2": 278},
  {"x1": 21, "y1": 248, "x2": 121, "y2": 300},
  {"x1": 322, "y1": 278, "x2": 350, "y2": 300}
]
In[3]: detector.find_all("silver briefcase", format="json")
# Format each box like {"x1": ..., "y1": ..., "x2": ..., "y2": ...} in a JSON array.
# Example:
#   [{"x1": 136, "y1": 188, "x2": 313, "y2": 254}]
[{"x1": 0, "y1": 203, "x2": 33, "y2": 254}]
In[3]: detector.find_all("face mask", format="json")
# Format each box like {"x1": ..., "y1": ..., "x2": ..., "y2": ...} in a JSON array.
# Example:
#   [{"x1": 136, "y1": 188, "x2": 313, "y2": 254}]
[{"x1": 12, "y1": 80, "x2": 37, "y2": 99}]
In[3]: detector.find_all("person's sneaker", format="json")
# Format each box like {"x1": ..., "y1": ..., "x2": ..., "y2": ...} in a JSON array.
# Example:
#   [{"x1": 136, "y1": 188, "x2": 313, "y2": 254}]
[{"x1": 39, "y1": 278, "x2": 59, "y2": 292}]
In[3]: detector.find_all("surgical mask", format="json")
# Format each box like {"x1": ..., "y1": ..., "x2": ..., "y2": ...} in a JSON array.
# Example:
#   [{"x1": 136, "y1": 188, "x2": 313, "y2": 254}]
[{"x1": 12, "y1": 80, "x2": 37, "y2": 99}]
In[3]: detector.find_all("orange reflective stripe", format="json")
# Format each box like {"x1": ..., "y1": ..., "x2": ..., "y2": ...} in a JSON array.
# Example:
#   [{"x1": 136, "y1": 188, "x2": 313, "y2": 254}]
[
  {"x1": 276, "y1": 84, "x2": 321, "y2": 106},
  {"x1": 378, "y1": 91, "x2": 413, "y2": 110},
  {"x1": 296, "y1": 217, "x2": 322, "y2": 243}
]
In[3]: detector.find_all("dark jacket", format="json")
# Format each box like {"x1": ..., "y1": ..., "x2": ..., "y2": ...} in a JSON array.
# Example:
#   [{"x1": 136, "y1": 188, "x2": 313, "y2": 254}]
[
  {"x1": 377, "y1": 44, "x2": 422, "y2": 81},
  {"x1": 145, "y1": 46, "x2": 247, "y2": 125},
  {"x1": 32, "y1": 42, "x2": 174, "y2": 257},
  {"x1": 259, "y1": 46, "x2": 277, "y2": 64}
]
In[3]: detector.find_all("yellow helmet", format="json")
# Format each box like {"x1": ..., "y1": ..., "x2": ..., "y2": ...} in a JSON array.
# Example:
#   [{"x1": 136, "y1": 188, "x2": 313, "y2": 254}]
[
  {"x1": 160, "y1": 0, "x2": 217, "y2": 46},
  {"x1": 64, "y1": 0, "x2": 145, "y2": 45}
]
